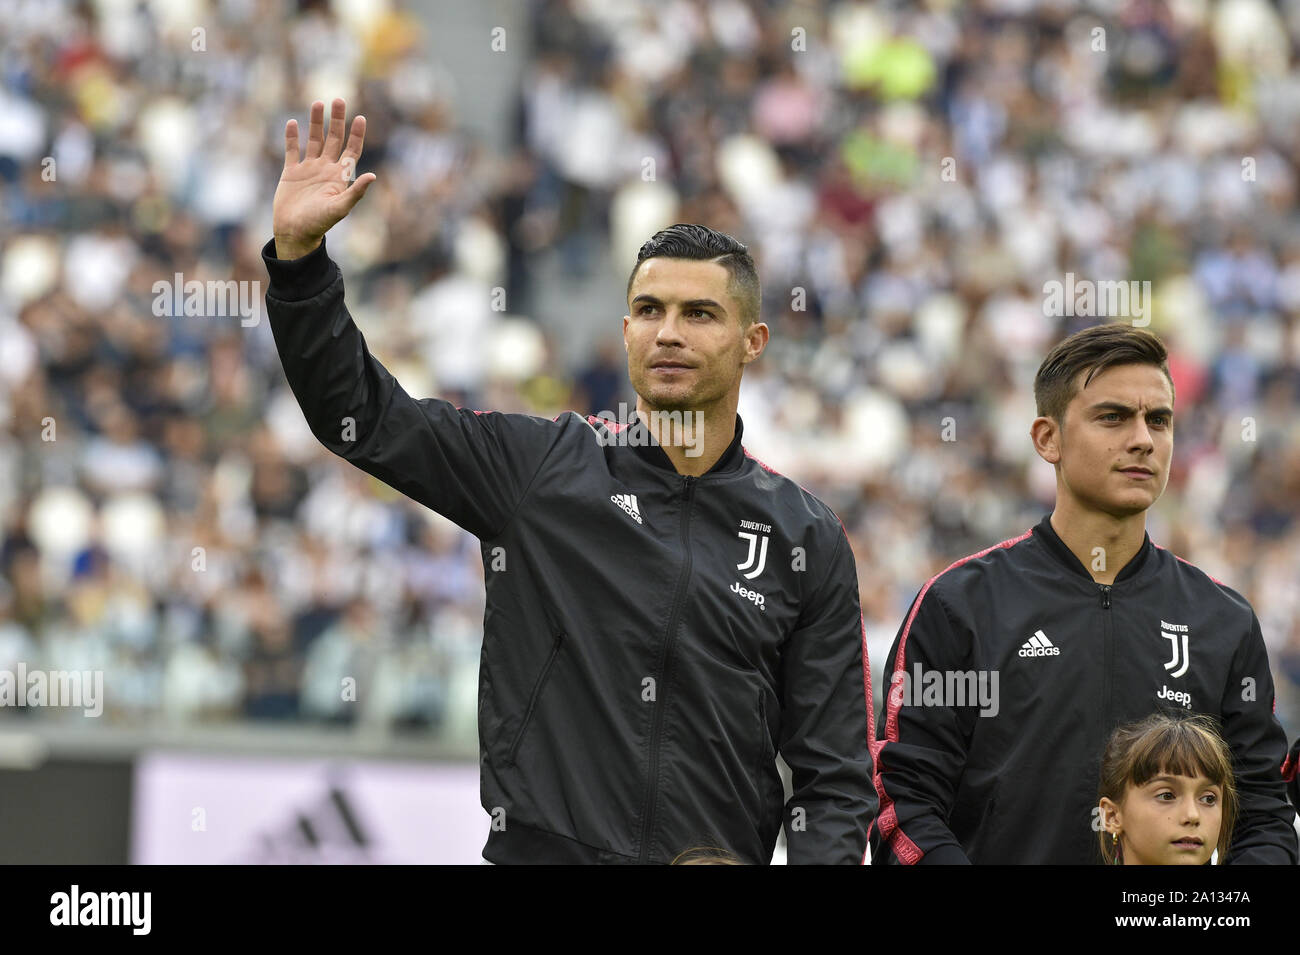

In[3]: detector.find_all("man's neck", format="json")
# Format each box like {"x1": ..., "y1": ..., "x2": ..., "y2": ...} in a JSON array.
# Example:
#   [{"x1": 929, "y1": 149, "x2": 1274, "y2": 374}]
[
  {"x1": 1049, "y1": 500, "x2": 1147, "y2": 586},
  {"x1": 636, "y1": 398, "x2": 735, "y2": 477}
]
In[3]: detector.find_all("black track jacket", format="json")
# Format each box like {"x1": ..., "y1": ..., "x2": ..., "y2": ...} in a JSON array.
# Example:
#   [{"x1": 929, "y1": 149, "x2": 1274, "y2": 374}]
[
  {"x1": 872, "y1": 515, "x2": 1298, "y2": 864},
  {"x1": 261, "y1": 238, "x2": 875, "y2": 864}
]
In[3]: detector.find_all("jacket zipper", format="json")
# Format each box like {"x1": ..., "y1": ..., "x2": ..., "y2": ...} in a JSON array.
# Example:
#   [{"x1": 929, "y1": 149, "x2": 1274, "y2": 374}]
[
  {"x1": 637, "y1": 474, "x2": 696, "y2": 862},
  {"x1": 1099, "y1": 584, "x2": 1113, "y2": 744},
  {"x1": 506, "y1": 631, "x2": 565, "y2": 765}
]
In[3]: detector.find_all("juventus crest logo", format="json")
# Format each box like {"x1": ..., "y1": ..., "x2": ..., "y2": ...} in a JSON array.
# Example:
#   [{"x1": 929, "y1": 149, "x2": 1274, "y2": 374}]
[
  {"x1": 737, "y1": 531, "x2": 769, "y2": 580},
  {"x1": 1160, "y1": 622, "x2": 1190, "y2": 679}
]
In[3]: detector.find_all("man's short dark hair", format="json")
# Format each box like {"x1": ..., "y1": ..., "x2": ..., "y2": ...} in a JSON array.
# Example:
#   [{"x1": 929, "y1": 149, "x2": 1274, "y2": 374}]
[
  {"x1": 627, "y1": 223, "x2": 761, "y2": 327},
  {"x1": 1034, "y1": 322, "x2": 1175, "y2": 423}
]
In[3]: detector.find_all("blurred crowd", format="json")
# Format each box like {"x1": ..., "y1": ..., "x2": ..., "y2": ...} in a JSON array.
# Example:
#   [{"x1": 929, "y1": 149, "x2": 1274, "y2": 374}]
[{"x1": 1, "y1": 0, "x2": 1298, "y2": 743}]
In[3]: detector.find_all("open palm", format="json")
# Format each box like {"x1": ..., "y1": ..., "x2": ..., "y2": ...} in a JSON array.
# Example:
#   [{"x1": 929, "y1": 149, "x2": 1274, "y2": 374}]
[{"x1": 273, "y1": 98, "x2": 376, "y2": 259}]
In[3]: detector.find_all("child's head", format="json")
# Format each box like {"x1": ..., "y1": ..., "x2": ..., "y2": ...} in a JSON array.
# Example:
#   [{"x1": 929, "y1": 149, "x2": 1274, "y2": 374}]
[
  {"x1": 671, "y1": 846, "x2": 743, "y2": 865},
  {"x1": 1097, "y1": 713, "x2": 1237, "y2": 865}
]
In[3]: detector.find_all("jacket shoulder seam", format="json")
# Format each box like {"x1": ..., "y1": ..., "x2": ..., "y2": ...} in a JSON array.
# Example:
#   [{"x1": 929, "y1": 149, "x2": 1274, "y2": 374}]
[
  {"x1": 487, "y1": 410, "x2": 576, "y2": 539},
  {"x1": 1153, "y1": 545, "x2": 1254, "y2": 625},
  {"x1": 925, "y1": 529, "x2": 1034, "y2": 601},
  {"x1": 797, "y1": 522, "x2": 846, "y2": 624}
]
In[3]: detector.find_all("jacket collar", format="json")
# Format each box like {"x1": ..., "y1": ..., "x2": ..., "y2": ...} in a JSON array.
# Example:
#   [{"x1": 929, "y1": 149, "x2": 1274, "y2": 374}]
[
  {"x1": 1032, "y1": 513, "x2": 1152, "y2": 583},
  {"x1": 626, "y1": 410, "x2": 747, "y2": 476}
]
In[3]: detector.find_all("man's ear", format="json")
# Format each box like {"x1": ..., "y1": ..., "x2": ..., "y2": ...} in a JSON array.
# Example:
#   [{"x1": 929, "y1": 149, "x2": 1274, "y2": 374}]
[
  {"x1": 1030, "y1": 414, "x2": 1062, "y2": 465},
  {"x1": 622, "y1": 315, "x2": 629, "y2": 350},
  {"x1": 741, "y1": 322, "x2": 769, "y2": 364}
]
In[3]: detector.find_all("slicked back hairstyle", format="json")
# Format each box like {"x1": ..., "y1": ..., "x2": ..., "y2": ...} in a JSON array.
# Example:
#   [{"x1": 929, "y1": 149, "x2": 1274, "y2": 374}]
[
  {"x1": 627, "y1": 223, "x2": 761, "y2": 328},
  {"x1": 1097, "y1": 713, "x2": 1237, "y2": 865},
  {"x1": 1034, "y1": 322, "x2": 1175, "y2": 424}
]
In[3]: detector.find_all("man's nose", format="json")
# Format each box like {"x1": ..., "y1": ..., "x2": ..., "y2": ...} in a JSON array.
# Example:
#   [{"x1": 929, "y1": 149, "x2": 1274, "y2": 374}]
[
  {"x1": 1129, "y1": 418, "x2": 1155, "y2": 452},
  {"x1": 655, "y1": 310, "x2": 687, "y2": 345}
]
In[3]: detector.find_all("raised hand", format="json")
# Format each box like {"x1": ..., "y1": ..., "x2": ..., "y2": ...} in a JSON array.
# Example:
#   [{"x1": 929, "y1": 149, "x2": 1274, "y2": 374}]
[{"x1": 272, "y1": 98, "x2": 377, "y2": 260}]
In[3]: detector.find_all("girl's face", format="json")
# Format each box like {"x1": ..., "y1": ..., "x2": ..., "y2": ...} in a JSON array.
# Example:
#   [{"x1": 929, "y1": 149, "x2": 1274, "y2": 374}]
[{"x1": 1101, "y1": 772, "x2": 1222, "y2": 865}]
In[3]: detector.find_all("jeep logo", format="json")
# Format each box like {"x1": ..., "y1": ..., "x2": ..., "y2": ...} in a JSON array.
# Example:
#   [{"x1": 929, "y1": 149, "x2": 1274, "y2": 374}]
[
  {"x1": 731, "y1": 581, "x2": 766, "y2": 611},
  {"x1": 1157, "y1": 684, "x2": 1191, "y2": 709}
]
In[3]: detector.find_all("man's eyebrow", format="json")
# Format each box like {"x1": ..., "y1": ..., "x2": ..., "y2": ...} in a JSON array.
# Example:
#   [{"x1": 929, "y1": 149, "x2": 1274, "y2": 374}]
[
  {"x1": 630, "y1": 294, "x2": 727, "y2": 313},
  {"x1": 1087, "y1": 401, "x2": 1174, "y2": 418}
]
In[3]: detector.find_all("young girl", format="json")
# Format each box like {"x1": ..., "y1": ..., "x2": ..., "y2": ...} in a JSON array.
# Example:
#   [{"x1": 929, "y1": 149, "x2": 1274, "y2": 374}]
[
  {"x1": 670, "y1": 846, "x2": 743, "y2": 865},
  {"x1": 1097, "y1": 713, "x2": 1238, "y2": 865}
]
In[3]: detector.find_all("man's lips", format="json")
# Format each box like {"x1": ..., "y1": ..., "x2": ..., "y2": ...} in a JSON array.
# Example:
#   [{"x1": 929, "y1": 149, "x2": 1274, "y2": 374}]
[
  {"x1": 650, "y1": 361, "x2": 694, "y2": 371},
  {"x1": 1118, "y1": 466, "x2": 1155, "y2": 478}
]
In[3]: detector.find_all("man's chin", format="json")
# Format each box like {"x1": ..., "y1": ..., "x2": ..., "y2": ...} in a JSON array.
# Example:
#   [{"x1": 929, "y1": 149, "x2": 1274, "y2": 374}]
[
  {"x1": 1098, "y1": 494, "x2": 1158, "y2": 519},
  {"x1": 637, "y1": 387, "x2": 697, "y2": 413}
]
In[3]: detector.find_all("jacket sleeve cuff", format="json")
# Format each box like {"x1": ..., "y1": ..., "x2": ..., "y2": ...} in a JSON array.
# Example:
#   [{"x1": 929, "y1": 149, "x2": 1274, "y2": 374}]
[
  {"x1": 262, "y1": 237, "x2": 336, "y2": 301},
  {"x1": 916, "y1": 843, "x2": 972, "y2": 865}
]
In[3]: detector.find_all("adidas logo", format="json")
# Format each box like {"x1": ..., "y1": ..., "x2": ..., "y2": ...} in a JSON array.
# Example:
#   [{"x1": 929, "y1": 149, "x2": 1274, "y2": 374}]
[
  {"x1": 234, "y1": 784, "x2": 386, "y2": 863},
  {"x1": 1018, "y1": 630, "x2": 1060, "y2": 657},
  {"x1": 611, "y1": 493, "x2": 643, "y2": 525}
]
